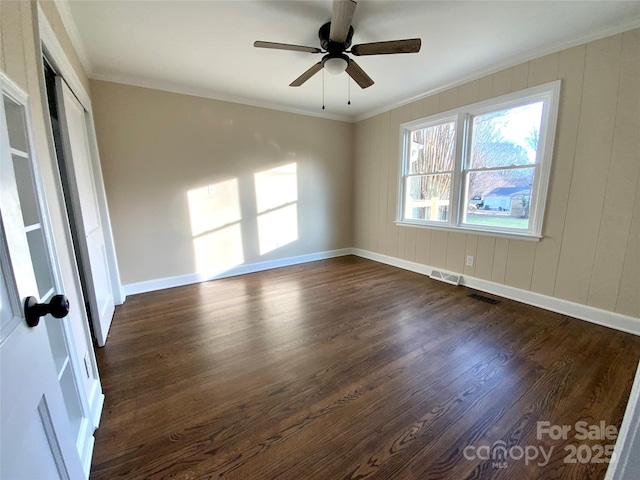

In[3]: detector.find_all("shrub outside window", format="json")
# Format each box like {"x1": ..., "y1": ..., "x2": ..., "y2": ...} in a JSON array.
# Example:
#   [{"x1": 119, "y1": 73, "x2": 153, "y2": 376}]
[{"x1": 398, "y1": 81, "x2": 560, "y2": 239}]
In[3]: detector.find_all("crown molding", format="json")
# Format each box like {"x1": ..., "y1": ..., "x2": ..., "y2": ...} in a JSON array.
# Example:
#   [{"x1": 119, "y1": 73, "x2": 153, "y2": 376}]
[
  {"x1": 52, "y1": 0, "x2": 93, "y2": 74},
  {"x1": 89, "y1": 73, "x2": 353, "y2": 123},
  {"x1": 353, "y1": 18, "x2": 640, "y2": 123},
  {"x1": 39, "y1": 3, "x2": 92, "y2": 111},
  {"x1": 47, "y1": 5, "x2": 639, "y2": 125}
]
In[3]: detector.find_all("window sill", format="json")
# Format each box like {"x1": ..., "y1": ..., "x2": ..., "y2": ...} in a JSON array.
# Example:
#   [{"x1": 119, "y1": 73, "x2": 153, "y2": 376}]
[{"x1": 395, "y1": 220, "x2": 543, "y2": 242}]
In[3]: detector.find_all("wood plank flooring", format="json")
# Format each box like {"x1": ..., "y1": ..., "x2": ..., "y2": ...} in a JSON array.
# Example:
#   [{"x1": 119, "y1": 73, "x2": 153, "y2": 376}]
[{"x1": 90, "y1": 256, "x2": 640, "y2": 479}]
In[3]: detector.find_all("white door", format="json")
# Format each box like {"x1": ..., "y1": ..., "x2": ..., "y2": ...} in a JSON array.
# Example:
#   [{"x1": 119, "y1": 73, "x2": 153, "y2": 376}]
[
  {"x1": 55, "y1": 79, "x2": 114, "y2": 347},
  {"x1": 1, "y1": 75, "x2": 85, "y2": 479}
]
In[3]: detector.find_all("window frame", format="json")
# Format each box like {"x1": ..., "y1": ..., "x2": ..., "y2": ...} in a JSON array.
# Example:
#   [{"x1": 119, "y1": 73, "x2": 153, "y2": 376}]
[
  {"x1": 402, "y1": 114, "x2": 458, "y2": 224},
  {"x1": 397, "y1": 80, "x2": 561, "y2": 241}
]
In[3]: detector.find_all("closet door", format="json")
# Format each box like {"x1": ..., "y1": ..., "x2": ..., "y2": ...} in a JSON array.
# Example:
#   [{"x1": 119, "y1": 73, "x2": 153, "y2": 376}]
[{"x1": 55, "y1": 79, "x2": 115, "y2": 347}]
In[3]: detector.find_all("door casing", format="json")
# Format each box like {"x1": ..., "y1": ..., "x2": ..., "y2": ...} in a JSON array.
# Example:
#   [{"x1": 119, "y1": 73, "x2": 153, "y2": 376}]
[{"x1": 38, "y1": 3, "x2": 124, "y2": 310}]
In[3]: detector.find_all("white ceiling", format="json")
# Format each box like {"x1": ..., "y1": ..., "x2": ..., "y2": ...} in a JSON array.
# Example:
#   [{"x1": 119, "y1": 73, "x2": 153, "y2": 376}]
[{"x1": 64, "y1": 1, "x2": 640, "y2": 122}]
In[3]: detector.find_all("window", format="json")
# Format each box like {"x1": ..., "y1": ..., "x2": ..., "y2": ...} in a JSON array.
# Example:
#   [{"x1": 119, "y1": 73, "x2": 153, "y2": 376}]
[
  {"x1": 404, "y1": 120, "x2": 456, "y2": 223},
  {"x1": 398, "y1": 81, "x2": 560, "y2": 239}
]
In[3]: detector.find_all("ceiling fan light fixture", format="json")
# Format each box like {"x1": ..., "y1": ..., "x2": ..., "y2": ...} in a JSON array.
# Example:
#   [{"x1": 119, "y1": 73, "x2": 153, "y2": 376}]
[
  {"x1": 255, "y1": 0, "x2": 422, "y2": 90},
  {"x1": 324, "y1": 56, "x2": 348, "y2": 75}
]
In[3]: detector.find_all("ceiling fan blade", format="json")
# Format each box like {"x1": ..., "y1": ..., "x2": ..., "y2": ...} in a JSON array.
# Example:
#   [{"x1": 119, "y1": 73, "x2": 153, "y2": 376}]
[
  {"x1": 351, "y1": 38, "x2": 422, "y2": 56},
  {"x1": 290, "y1": 62, "x2": 324, "y2": 87},
  {"x1": 254, "y1": 41, "x2": 321, "y2": 54},
  {"x1": 346, "y1": 59, "x2": 374, "y2": 89},
  {"x1": 330, "y1": 0, "x2": 357, "y2": 44}
]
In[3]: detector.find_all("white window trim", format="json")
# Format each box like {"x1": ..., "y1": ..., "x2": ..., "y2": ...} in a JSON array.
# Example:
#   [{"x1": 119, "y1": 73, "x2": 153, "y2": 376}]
[{"x1": 396, "y1": 80, "x2": 561, "y2": 241}]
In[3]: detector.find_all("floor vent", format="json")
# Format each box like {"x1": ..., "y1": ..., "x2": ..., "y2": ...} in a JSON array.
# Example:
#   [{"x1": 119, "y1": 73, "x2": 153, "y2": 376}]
[
  {"x1": 429, "y1": 270, "x2": 461, "y2": 286},
  {"x1": 468, "y1": 293, "x2": 500, "y2": 304}
]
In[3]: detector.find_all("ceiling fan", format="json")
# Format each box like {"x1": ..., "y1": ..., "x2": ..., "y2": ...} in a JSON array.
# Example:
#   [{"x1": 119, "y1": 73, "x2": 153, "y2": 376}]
[{"x1": 254, "y1": 0, "x2": 422, "y2": 89}]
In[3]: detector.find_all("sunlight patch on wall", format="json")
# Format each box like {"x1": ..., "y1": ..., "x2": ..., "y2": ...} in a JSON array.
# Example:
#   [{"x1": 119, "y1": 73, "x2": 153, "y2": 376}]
[
  {"x1": 187, "y1": 178, "x2": 244, "y2": 274},
  {"x1": 254, "y1": 163, "x2": 299, "y2": 255},
  {"x1": 257, "y1": 204, "x2": 298, "y2": 256},
  {"x1": 192, "y1": 224, "x2": 244, "y2": 275},
  {"x1": 188, "y1": 179, "x2": 241, "y2": 236},
  {"x1": 255, "y1": 163, "x2": 298, "y2": 213}
]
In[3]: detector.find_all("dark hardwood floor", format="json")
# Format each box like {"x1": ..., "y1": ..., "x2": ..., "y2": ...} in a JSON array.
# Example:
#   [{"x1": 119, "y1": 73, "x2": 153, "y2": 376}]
[{"x1": 90, "y1": 256, "x2": 640, "y2": 479}]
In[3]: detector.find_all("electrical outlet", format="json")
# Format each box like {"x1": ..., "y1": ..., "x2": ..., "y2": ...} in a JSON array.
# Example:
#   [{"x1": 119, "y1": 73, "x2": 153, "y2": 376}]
[{"x1": 466, "y1": 255, "x2": 474, "y2": 267}]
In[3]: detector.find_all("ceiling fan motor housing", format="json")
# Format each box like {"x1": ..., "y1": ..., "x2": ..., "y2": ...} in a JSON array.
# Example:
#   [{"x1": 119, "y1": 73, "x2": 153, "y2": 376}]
[{"x1": 319, "y1": 22, "x2": 354, "y2": 54}]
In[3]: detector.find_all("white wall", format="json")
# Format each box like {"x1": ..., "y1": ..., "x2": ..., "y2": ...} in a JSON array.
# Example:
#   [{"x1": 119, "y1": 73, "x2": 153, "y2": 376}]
[
  {"x1": 353, "y1": 29, "x2": 640, "y2": 319},
  {"x1": 91, "y1": 80, "x2": 353, "y2": 287}
]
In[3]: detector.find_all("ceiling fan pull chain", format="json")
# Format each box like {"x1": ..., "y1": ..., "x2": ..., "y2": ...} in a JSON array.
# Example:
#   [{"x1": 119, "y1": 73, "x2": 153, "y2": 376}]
[
  {"x1": 322, "y1": 69, "x2": 326, "y2": 110},
  {"x1": 348, "y1": 76, "x2": 351, "y2": 105}
]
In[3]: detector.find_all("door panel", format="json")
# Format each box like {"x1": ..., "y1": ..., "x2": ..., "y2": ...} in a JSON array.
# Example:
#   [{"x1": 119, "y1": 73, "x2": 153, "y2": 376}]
[
  {"x1": 1, "y1": 73, "x2": 85, "y2": 479},
  {"x1": 65, "y1": 117, "x2": 100, "y2": 233},
  {"x1": 88, "y1": 230, "x2": 113, "y2": 323},
  {"x1": 0, "y1": 310, "x2": 83, "y2": 480},
  {"x1": 55, "y1": 79, "x2": 115, "y2": 347}
]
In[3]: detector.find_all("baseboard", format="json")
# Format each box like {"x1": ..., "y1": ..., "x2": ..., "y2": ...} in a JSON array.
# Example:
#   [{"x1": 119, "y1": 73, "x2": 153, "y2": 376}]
[
  {"x1": 76, "y1": 416, "x2": 93, "y2": 478},
  {"x1": 352, "y1": 248, "x2": 640, "y2": 337},
  {"x1": 116, "y1": 285, "x2": 126, "y2": 305},
  {"x1": 123, "y1": 246, "x2": 639, "y2": 336},
  {"x1": 78, "y1": 379, "x2": 104, "y2": 477},
  {"x1": 91, "y1": 392, "x2": 105, "y2": 430},
  {"x1": 82, "y1": 433, "x2": 95, "y2": 479},
  {"x1": 123, "y1": 248, "x2": 354, "y2": 296},
  {"x1": 605, "y1": 361, "x2": 640, "y2": 479}
]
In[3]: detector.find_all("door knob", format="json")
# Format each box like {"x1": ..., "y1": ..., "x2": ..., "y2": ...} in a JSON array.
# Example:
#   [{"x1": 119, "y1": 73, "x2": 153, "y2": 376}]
[{"x1": 24, "y1": 294, "x2": 70, "y2": 327}]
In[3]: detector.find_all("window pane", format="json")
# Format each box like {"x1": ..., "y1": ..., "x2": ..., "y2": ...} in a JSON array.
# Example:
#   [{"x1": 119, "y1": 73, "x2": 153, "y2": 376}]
[
  {"x1": 470, "y1": 102, "x2": 543, "y2": 168},
  {"x1": 26, "y1": 228, "x2": 54, "y2": 299},
  {"x1": 463, "y1": 167, "x2": 535, "y2": 230},
  {"x1": 409, "y1": 121, "x2": 456, "y2": 174},
  {"x1": 12, "y1": 154, "x2": 40, "y2": 228},
  {"x1": 3, "y1": 95, "x2": 29, "y2": 152},
  {"x1": 405, "y1": 174, "x2": 451, "y2": 222}
]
